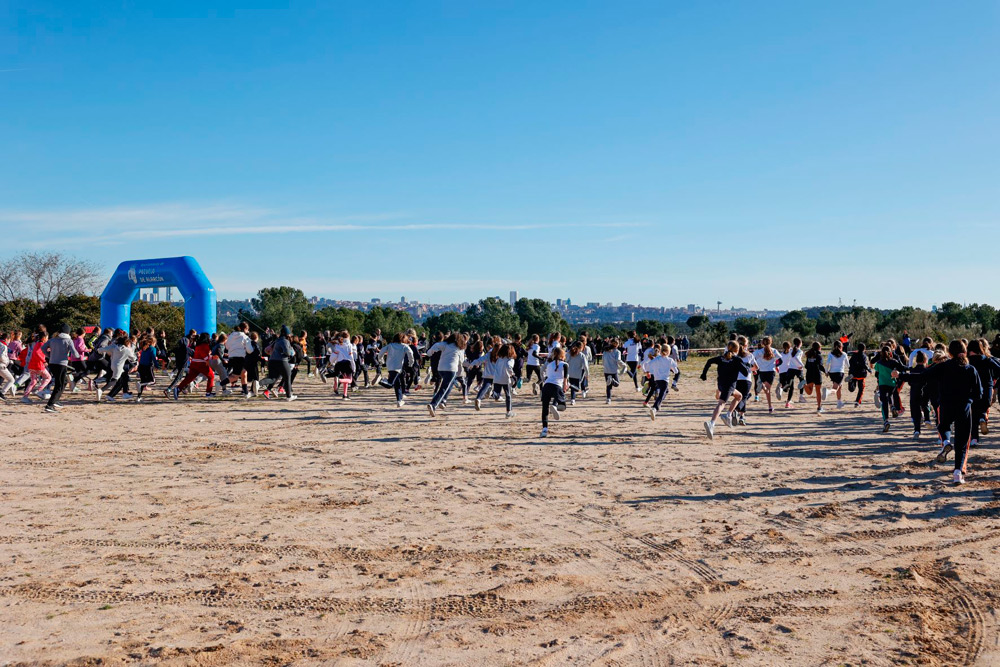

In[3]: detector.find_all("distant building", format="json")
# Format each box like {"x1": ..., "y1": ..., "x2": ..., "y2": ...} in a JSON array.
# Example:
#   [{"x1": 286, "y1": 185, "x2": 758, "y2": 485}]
[
  {"x1": 400, "y1": 296, "x2": 406, "y2": 304},
  {"x1": 371, "y1": 298, "x2": 381, "y2": 304},
  {"x1": 510, "y1": 290, "x2": 519, "y2": 307}
]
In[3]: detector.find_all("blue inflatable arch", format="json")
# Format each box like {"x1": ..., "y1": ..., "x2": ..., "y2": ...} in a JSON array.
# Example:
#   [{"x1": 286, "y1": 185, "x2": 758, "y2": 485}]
[{"x1": 100, "y1": 256, "x2": 217, "y2": 334}]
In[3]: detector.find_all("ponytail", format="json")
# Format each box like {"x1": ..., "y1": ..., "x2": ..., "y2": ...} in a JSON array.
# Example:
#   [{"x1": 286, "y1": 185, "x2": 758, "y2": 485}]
[{"x1": 949, "y1": 339, "x2": 968, "y2": 366}]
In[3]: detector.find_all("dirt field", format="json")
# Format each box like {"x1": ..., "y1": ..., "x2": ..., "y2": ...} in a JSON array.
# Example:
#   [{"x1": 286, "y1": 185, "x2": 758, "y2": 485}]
[{"x1": 3, "y1": 363, "x2": 1000, "y2": 666}]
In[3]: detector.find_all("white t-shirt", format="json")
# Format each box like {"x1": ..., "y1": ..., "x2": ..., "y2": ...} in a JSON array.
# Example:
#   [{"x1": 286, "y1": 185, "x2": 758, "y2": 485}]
[
  {"x1": 645, "y1": 355, "x2": 679, "y2": 382},
  {"x1": 544, "y1": 360, "x2": 567, "y2": 385},
  {"x1": 738, "y1": 352, "x2": 757, "y2": 381},
  {"x1": 826, "y1": 352, "x2": 849, "y2": 374},
  {"x1": 753, "y1": 348, "x2": 779, "y2": 372},
  {"x1": 527, "y1": 344, "x2": 541, "y2": 366},
  {"x1": 624, "y1": 339, "x2": 640, "y2": 362}
]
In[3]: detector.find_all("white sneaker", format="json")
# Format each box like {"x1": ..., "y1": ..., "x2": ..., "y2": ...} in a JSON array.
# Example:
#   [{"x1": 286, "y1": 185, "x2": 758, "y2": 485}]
[
  {"x1": 817, "y1": 407, "x2": 824, "y2": 414},
  {"x1": 953, "y1": 470, "x2": 965, "y2": 485},
  {"x1": 287, "y1": 394, "x2": 298, "y2": 402},
  {"x1": 605, "y1": 398, "x2": 611, "y2": 405},
  {"x1": 427, "y1": 404, "x2": 435, "y2": 417},
  {"x1": 540, "y1": 427, "x2": 548, "y2": 437},
  {"x1": 775, "y1": 387, "x2": 783, "y2": 400},
  {"x1": 837, "y1": 400, "x2": 844, "y2": 409},
  {"x1": 397, "y1": 400, "x2": 405, "y2": 408},
  {"x1": 721, "y1": 412, "x2": 732, "y2": 428},
  {"x1": 569, "y1": 399, "x2": 576, "y2": 406},
  {"x1": 532, "y1": 383, "x2": 538, "y2": 395},
  {"x1": 647, "y1": 406, "x2": 656, "y2": 421},
  {"x1": 821, "y1": 387, "x2": 829, "y2": 401},
  {"x1": 581, "y1": 391, "x2": 588, "y2": 399},
  {"x1": 936, "y1": 442, "x2": 953, "y2": 464},
  {"x1": 505, "y1": 410, "x2": 514, "y2": 419},
  {"x1": 636, "y1": 387, "x2": 643, "y2": 393},
  {"x1": 704, "y1": 420, "x2": 715, "y2": 439},
  {"x1": 474, "y1": 398, "x2": 481, "y2": 411},
  {"x1": 222, "y1": 388, "x2": 233, "y2": 396},
  {"x1": 550, "y1": 406, "x2": 560, "y2": 421},
  {"x1": 798, "y1": 395, "x2": 808, "y2": 403}
]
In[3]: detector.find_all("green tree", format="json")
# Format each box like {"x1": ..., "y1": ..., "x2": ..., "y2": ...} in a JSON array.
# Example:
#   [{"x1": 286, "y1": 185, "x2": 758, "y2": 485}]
[
  {"x1": 686, "y1": 315, "x2": 709, "y2": 330},
  {"x1": 363, "y1": 306, "x2": 414, "y2": 337},
  {"x1": 634, "y1": 319, "x2": 663, "y2": 337},
  {"x1": 0, "y1": 298, "x2": 39, "y2": 334},
  {"x1": 938, "y1": 302, "x2": 971, "y2": 327},
  {"x1": 815, "y1": 310, "x2": 840, "y2": 337},
  {"x1": 251, "y1": 286, "x2": 313, "y2": 330},
  {"x1": 130, "y1": 301, "x2": 186, "y2": 341},
  {"x1": 733, "y1": 317, "x2": 766, "y2": 339},
  {"x1": 514, "y1": 298, "x2": 563, "y2": 337},
  {"x1": 312, "y1": 306, "x2": 365, "y2": 334},
  {"x1": 423, "y1": 310, "x2": 468, "y2": 335},
  {"x1": 780, "y1": 310, "x2": 816, "y2": 336},
  {"x1": 466, "y1": 297, "x2": 524, "y2": 336},
  {"x1": 33, "y1": 294, "x2": 102, "y2": 332},
  {"x1": 969, "y1": 303, "x2": 998, "y2": 333}
]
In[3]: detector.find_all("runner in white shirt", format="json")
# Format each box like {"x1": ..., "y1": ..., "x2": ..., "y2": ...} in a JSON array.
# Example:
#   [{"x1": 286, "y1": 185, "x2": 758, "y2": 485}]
[
  {"x1": 525, "y1": 334, "x2": 543, "y2": 395},
  {"x1": 777, "y1": 338, "x2": 805, "y2": 408},
  {"x1": 622, "y1": 332, "x2": 642, "y2": 392},
  {"x1": 825, "y1": 340, "x2": 851, "y2": 408},
  {"x1": 752, "y1": 336, "x2": 781, "y2": 413}
]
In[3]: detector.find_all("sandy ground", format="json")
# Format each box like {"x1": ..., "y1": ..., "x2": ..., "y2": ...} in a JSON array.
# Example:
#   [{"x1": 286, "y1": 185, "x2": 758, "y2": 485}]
[{"x1": 3, "y1": 361, "x2": 1000, "y2": 666}]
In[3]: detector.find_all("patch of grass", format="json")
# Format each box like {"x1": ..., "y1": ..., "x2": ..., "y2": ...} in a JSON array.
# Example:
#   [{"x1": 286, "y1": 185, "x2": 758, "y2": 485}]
[{"x1": 98, "y1": 604, "x2": 113, "y2": 611}]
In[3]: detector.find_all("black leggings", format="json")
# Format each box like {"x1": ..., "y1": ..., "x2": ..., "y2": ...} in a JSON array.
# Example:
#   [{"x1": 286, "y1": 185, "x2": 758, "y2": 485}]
[
  {"x1": 853, "y1": 377, "x2": 866, "y2": 405},
  {"x1": 261, "y1": 360, "x2": 293, "y2": 396},
  {"x1": 492, "y1": 383, "x2": 512, "y2": 411},
  {"x1": 605, "y1": 373, "x2": 619, "y2": 399},
  {"x1": 525, "y1": 365, "x2": 542, "y2": 385},
  {"x1": 878, "y1": 385, "x2": 895, "y2": 421},
  {"x1": 939, "y1": 403, "x2": 973, "y2": 471},
  {"x1": 387, "y1": 370, "x2": 404, "y2": 401},
  {"x1": 47, "y1": 364, "x2": 68, "y2": 406},
  {"x1": 735, "y1": 379, "x2": 752, "y2": 413},
  {"x1": 650, "y1": 379, "x2": 669, "y2": 411},
  {"x1": 626, "y1": 361, "x2": 639, "y2": 387},
  {"x1": 108, "y1": 373, "x2": 130, "y2": 398},
  {"x1": 541, "y1": 383, "x2": 565, "y2": 427}
]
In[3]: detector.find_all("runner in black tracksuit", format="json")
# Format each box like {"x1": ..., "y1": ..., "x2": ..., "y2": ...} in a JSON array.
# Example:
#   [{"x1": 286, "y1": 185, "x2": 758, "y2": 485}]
[
  {"x1": 966, "y1": 339, "x2": 1000, "y2": 447},
  {"x1": 701, "y1": 341, "x2": 753, "y2": 440},
  {"x1": 895, "y1": 340, "x2": 981, "y2": 485}
]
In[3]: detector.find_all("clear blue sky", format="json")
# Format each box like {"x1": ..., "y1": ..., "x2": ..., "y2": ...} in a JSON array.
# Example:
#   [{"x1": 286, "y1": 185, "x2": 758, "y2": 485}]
[{"x1": 3, "y1": 1, "x2": 998, "y2": 309}]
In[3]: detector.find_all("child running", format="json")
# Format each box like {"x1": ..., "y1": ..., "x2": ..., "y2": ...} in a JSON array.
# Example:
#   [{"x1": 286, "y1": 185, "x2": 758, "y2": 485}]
[
  {"x1": 752, "y1": 336, "x2": 779, "y2": 414},
  {"x1": 602, "y1": 338, "x2": 627, "y2": 405},
  {"x1": 566, "y1": 342, "x2": 589, "y2": 406},
  {"x1": 489, "y1": 343, "x2": 517, "y2": 418},
  {"x1": 643, "y1": 343, "x2": 679, "y2": 421},
  {"x1": 803, "y1": 341, "x2": 827, "y2": 414},
  {"x1": 873, "y1": 345, "x2": 906, "y2": 432},
  {"x1": 825, "y1": 340, "x2": 849, "y2": 409},
  {"x1": 894, "y1": 340, "x2": 982, "y2": 484},
  {"x1": 539, "y1": 347, "x2": 569, "y2": 438},
  {"x1": 701, "y1": 341, "x2": 752, "y2": 439}
]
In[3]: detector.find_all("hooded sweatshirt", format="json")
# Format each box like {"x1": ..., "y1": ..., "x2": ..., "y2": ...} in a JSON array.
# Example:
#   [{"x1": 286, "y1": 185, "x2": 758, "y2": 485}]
[{"x1": 43, "y1": 333, "x2": 78, "y2": 366}]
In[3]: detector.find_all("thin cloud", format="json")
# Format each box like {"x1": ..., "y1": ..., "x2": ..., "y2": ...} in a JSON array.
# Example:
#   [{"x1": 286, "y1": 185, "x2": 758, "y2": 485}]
[{"x1": 2, "y1": 201, "x2": 650, "y2": 246}]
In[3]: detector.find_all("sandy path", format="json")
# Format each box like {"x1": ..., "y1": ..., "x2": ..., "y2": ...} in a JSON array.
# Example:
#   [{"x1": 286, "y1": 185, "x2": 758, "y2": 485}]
[{"x1": 3, "y1": 362, "x2": 1000, "y2": 665}]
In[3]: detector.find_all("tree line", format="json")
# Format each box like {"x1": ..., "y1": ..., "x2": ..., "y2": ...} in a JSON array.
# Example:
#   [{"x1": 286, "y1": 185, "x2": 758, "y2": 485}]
[{"x1": 2, "y1": 252, "x2": 997, "y2": 348}]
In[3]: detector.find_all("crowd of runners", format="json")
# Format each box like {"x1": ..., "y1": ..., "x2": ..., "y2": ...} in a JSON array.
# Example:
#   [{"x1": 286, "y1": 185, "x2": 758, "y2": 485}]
[{"x1": 1, "y1": 322, "x2": 997, "y2": 485}]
